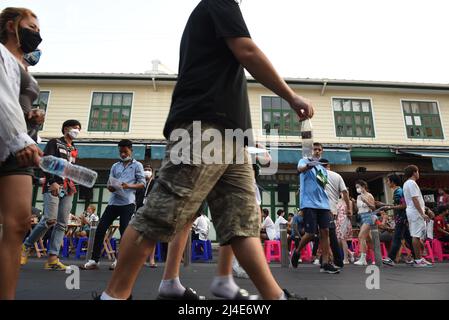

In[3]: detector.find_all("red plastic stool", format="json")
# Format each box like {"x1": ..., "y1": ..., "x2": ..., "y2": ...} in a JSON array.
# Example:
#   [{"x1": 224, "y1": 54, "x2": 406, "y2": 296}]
[
  {"x1": 264, "y1": 240, "x2": 281, "y2": 263},
  {"x1": 290, "y1": 241, "x2": 313, "y2": 262}
]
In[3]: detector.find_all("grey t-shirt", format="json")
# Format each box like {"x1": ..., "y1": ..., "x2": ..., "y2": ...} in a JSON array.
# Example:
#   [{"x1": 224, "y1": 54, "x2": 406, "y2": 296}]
[{"x1": 325, "y1": 170, "x2": 348, "y2": 214}]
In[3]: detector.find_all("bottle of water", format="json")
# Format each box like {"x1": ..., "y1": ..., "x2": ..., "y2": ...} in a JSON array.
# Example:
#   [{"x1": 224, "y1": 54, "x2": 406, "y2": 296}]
[
  {"x1": 301, "y1": 118, "x2": 313, "y2": 159},
  {"x1": 39, "y1": 155, "x2": 98, "y2": 188}
]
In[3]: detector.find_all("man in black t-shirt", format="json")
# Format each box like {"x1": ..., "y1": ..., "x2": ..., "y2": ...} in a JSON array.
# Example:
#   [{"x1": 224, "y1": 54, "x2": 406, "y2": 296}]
[{"x1": 101, "y1": 0, "x2": 314, "y2": 301}]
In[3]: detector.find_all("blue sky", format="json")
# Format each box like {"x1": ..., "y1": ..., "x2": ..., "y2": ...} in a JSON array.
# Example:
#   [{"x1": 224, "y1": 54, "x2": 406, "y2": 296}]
[{"x1": 3, "y1": 0, "x2": 449, "y2": 83}]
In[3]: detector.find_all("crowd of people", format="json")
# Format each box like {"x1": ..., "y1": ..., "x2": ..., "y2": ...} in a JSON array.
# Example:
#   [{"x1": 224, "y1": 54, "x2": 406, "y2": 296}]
[
  {"x1": 284, "y1": 160, "x2": 449, "y2": 269},
  {"x1": 0, "y1": 1, "x2": 448, "y2": 301}
]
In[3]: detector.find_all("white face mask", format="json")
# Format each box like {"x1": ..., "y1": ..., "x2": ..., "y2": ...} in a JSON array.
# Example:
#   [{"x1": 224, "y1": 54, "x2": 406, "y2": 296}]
[
  {"x1": 356, "y1": 187, "x2": 362, "y2": 194},
  {"x1": 68, "y1": 128, "x2": 80, "y2": 139},
  {"x1": 144, "y1": 171, "x2": 152, "y2": 178},
  {"x1": 121, "y1": 156, "x2": 132, "y2": 162}
]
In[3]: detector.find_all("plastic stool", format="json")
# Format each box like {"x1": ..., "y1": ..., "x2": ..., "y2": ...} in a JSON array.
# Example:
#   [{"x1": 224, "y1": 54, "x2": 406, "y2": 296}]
[
  {"x1": 154, "y1": 242, "x2": 163, "y2": 262},
  {"x1": 264, "y1": 240, "x2": 281, "y2": 263},
  {"x1": 191, "y1": 240, "x2": 212, "y2": 261},
  {"x1": 75, "y1": 237, "x2": 89, "y2": 259},
  {"x1": 351, "y1": 238, "x2": 360, "y2": 256},
  {"x1": 61, "y1": 237, "x2": 70, "y2": 258},
  {"x1": 432, "y1": 239, "x2": 449, "y2": 262},
  {"x1": 422, "y1": 240, "x2": 435, "y2": 263}
]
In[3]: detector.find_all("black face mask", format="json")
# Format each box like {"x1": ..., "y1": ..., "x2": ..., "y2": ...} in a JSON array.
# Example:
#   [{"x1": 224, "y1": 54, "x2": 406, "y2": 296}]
[{"x1": 18, "y1": 27, "x2": 42, "y2": 54}]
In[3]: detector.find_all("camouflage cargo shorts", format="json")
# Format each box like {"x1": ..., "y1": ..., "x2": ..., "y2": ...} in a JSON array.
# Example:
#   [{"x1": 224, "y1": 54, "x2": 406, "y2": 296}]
[{"x1": 130, "y1": 121, "x2": 260, "y2": 245}]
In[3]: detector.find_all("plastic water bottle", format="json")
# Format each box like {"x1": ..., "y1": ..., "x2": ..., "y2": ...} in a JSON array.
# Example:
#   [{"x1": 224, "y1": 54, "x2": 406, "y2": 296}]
[
  {"x1": 301, "y1": 118, "x2": 313, "y2": 159},
  {"x1": 39, "y1": 155, "x2": 98, "y2": 188}
]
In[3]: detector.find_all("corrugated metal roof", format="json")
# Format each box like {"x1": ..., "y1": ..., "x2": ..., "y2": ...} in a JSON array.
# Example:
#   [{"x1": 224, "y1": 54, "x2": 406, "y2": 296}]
[{"x1": 31, "y1": 72, "x2": 449, "y2": 90}]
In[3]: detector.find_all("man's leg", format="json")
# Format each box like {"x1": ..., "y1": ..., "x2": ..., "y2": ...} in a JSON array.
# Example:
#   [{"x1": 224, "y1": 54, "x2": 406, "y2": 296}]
[
  {"x1": 231, "y1": 237, "x2": 284, "y2": 300},
  {"x1": 104, "y1": 227, "x2": 155, "y2": 299},
  {"x1": 24, "y1": 192, "x2": 58, "y2": 250},
  {"x1": 0, "y1": 175, "x2": 32, "y2": 299},
  {"x1": 388, "y1": 222, "x2": 405, "y2": 261},
  {"x1": 328, "y1": 219, "x2": 343, "y2": 267},
  {"x1": 118, "y1": 204, "x2": 135, "y2": 237},
  {"x1": 412, "y1": 237, "x2": 422, "y2": 260},
  {"x1": 403, "y1": 225, "x2": 416, "y2": 259},
  {"x1": 158, "y1": 222, "x2": 194, "y2": 298},
  {"x1": 319, "y1": 228, "x2": 330, "y2": 265},
  {"x1": 47, "y1": 194, "x2": 73, "y2": 263}
]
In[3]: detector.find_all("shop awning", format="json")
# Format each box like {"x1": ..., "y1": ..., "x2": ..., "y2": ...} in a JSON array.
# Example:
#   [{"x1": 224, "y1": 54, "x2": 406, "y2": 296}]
[
  {"x1": 274, "y1": 148, "x2": 352, "y2": 165},
  {"x1": 38, "y1": 143, "x2": 146, "y2": 160},
  {"x1": 150, "y1": 145, "x2": 351, "y2": 165},
  {"x1": 397, "y1": 149, "x2": 449, "y2": 172},
  {"x1": 150, "y1": 145, "x2": 166, "y2": 160}
]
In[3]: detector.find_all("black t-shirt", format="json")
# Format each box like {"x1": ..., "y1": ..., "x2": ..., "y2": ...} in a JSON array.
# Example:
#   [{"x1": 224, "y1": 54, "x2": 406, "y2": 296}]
[{"x1": 163, "y1": 0, "x2": 252, "y2": 139}]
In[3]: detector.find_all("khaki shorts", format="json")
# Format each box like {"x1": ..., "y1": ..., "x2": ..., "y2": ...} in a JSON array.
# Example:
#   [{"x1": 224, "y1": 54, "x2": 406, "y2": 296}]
[{"x1": 130, "y1": 122, "x2": 259, "y2": 245}]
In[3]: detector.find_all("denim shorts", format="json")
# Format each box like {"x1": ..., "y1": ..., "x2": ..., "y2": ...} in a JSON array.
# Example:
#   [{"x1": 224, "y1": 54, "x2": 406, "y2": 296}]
[{"x1": 360, "y1": 212, "x2": 376, "y2": 226}]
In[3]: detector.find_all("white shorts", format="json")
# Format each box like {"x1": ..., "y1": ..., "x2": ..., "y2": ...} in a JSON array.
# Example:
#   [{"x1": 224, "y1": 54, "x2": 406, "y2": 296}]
[{"x1": 407, "y1": 214, "x2": 426, "y2": 240}]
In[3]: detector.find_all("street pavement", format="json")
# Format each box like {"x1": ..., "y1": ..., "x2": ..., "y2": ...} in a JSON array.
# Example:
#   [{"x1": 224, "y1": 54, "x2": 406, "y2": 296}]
[{"x1": 16, "y1": 257, "x2": 449, "y2": 300}]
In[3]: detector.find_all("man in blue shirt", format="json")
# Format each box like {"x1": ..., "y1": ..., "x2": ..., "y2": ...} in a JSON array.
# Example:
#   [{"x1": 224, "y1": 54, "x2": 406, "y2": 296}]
[
  {"x1": 82, "y1": 139, "x2": 145, "y2": 270},
  {"x1": 291, "y1": 143, "x2": 339, "y2": 274}
]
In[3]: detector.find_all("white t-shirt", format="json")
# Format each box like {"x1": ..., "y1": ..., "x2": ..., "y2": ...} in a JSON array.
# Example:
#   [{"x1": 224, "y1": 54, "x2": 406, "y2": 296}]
[
  {"x1": 274, "y1": 216, "x2": 288, "y2": 240},
  {"x1": 192, "y1": 215, "x2": 210, "y2": 241},
  {"x1": 262, "y1": 216, "x2": 276, "y2": 240},
  {"x1": 403, "y1": 179, "x2": 425, "y2": 220},
  {"x1": 325, "y1": 170, "x2": 348, "y2": 214}
]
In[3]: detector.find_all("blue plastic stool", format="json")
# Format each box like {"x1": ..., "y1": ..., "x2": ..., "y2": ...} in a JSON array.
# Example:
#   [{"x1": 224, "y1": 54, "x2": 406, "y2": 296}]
[
  {"x1": 110, "y1": 238, "x2": 117, "y2": 252},
  {"x1": 75, "y1": 237, "x2": 89, "y2": 259},
  {"x1": 191, "y1": 240, "x2": 212, "y2": 261},
  {"x1": 61, "y1": 237, "x2": 71, "y2": 258},
  {"x1": 154, "y1": 242, "x2": 163, "y2": 262}
]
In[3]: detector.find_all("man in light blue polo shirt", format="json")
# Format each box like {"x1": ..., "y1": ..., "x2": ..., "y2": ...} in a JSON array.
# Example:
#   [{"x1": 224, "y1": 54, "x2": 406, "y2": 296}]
[
  {"x1": 291, "y1": 142, "x2": 339, "y2": 274},
  {"x1": 82, "y1": 139, "x2": 145, "y2": 270}
]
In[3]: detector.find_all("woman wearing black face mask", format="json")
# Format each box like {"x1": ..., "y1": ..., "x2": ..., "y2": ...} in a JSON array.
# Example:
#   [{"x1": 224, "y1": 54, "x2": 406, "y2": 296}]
[
  {"x1": 0, "y1": 7, "x2": 44, "y2": 300},
  {"x1": 0, "y1": 7, "x2": 44, "y2": 143}
]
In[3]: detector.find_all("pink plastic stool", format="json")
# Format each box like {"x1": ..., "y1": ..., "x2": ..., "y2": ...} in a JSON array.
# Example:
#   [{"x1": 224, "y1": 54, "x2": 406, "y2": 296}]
[
  {"x1": 290, "y1": 242, "x2": 313, "y2": 262},
  {"x1": 351, "y1": 238, "x2": 360, "y2": 256},
  {"x1": 380, "y1": 243, "x2": 388, "y2": 259},
  {"x1": 432, "y1": 239, "x2": 449, "y2": 262},
  {"x1": 264, "y1": 240, "x2": 281, "y2": 263},
  {"x1": 422, "y1": 240, "x2": 435, "y2": 263},
  {"x1": 366, "y1": 243, "x2": 387, "y2": 263}
]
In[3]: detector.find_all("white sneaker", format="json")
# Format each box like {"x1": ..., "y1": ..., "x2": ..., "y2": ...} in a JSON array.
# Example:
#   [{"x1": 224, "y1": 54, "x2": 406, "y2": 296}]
[
  {"x1": 343, "y1": 260, "x2": 350, "y2": 265},
  {"x1": 349, "y1": 252, "x2": 355, "y2": 263},
  {"x1": 81, "y1": 259, "x2": 99, "y2": 270},
  {"x1": 414, "y1": 259, "x2": 432, "y2": 268},
  {"x1": 313, "y1": 259, "x2": 320, "y2": 265},
  {"x1": 354, "y1": 259, "x2": 367, "y2": 266},
  {"x1": 421, "y1": 258, "x2": 433, "y2": 266},
  {"x1": 298, "y1": 259, "x2": 303, "y2": 264},
  {"x1": 109, "y1": 259, "x2": 117, "y2": 270}
]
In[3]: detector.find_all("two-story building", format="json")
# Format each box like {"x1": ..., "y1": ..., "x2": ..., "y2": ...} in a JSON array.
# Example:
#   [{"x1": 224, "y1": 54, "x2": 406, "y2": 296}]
[{"x1": 31, "y1": 72, "x2": 449, "y2": 228}]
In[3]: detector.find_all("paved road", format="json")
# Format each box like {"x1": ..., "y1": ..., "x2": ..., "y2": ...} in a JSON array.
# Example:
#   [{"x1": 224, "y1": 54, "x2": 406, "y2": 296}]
[{"x1": 16, "y1": 257, "x2": 449, "y2": 300}]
